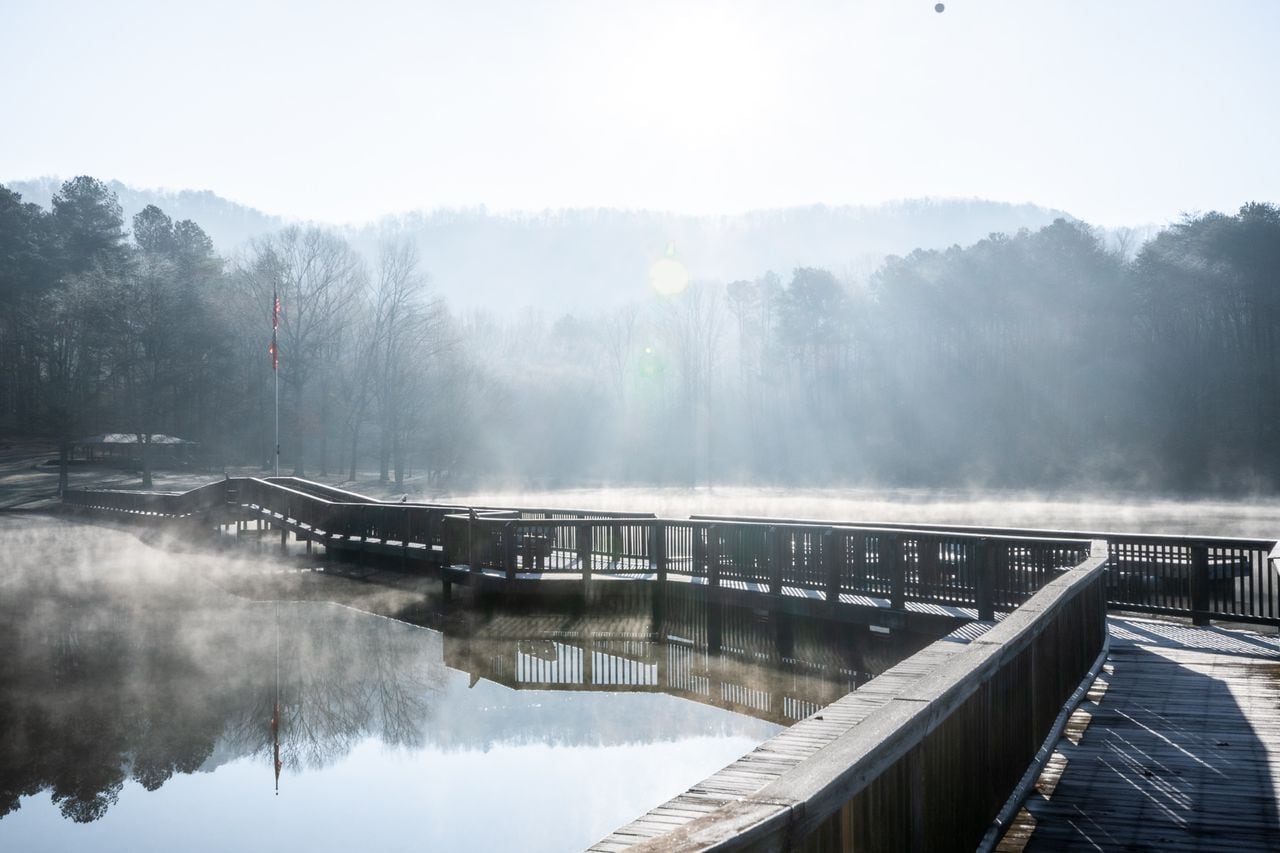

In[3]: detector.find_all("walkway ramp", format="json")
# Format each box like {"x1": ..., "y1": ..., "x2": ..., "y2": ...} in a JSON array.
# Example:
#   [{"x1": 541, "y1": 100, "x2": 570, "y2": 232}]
[{"x1": 999, "y1": 617, "x2": 1280, "y2": 852}]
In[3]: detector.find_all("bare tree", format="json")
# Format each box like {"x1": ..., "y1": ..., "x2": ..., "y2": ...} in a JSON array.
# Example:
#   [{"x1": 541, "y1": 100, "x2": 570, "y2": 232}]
[
  {"x1": 657, "y1": 283, "x2": 727, "y2": 486},
  {"x1": 237, "y1": 227, "x2": 365, "y2": 475},
  {"x1": 367, "y1": 238, "x2": 450, "y2": 485}
]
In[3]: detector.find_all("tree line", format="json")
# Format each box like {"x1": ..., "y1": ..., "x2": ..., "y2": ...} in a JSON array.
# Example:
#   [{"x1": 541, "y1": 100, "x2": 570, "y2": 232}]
[
  {"x1": 2, "y1": 176, "x2": 1277, "y2": 493},
  {"x1": 0, "y1": 177, "x2": 451, "y2": 489}
]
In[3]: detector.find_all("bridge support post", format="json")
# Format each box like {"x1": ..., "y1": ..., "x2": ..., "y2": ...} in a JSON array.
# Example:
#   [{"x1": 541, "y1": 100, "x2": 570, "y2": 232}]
[
  {"x1": 707, "y1": 599, "x2": 722, "y2": 654},
  {"x1": 918, "y1": 534, "x2": 939, "y2": 602},
  {"x1": 889, "y1": 534, "x2": 905, "y2": 611},
  {"x1": 824, "y1": 528, "x2": 840, "y2": 608},
  {"x1": 650, "y1": 523, "x2": 667, "y2": 632},
  {"x1": 976, "y1": 539, "x2": 996, "y2": 621},
  {"x1": 767, "y1": 526, "x2": 782, "y2": 595},
  {"x1": 403, "y1": 508, "x2": 411, "y2": 562},
  {"x1": 280, "y1": 502, "x2": 289, "y2": 551},
  {"x1": 707, "y1": 525, "x2": 721, "y2": 589},
  {"x1": 503, "y1": 521, "x2": 517, "y2": 580},
  {"x1": 1190, "y1": 544, "x2": 1210, "y2": 626},
  {"x1": 467, "y1": 509, "x2": 477, "y2": 574},
  {"x1": 774, "y1": 612, "x2": 794, "y2": 657},
  {"x1": 650, "y1": 523, "x2": 667, "y2": 582}
]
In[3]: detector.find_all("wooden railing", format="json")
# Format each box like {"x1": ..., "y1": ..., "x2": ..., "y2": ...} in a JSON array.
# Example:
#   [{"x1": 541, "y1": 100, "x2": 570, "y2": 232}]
[
  {"x1": 441, "y1": 514, "x2": 1087, "y2": 618},
  {"x1": 62, "y1": 480, "x2": 231, "y2": 517},
  {"x1": 63, "y1": 477, "x2": 656, "y2": 553},
  {"x1": 62, "y1": 480, "x2": 1278, "y2": 627},
  {"x1": 698, "y1": 515, "x2": 1280, "y2": 628}
]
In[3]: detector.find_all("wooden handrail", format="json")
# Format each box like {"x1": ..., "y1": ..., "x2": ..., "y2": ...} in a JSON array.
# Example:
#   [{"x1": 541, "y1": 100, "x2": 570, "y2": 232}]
[{"x1": 692, "y1": 513, "x2": 1279, "y2": 551}]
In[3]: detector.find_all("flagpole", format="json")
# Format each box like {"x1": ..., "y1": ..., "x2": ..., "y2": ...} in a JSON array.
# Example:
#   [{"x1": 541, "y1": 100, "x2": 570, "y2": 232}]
[
  {"x1": 272, "y1": 289, "x2": 280, "y2": 478},
  {"x1": 275, "y1": 362, "x2": 279, "y2": 478}
]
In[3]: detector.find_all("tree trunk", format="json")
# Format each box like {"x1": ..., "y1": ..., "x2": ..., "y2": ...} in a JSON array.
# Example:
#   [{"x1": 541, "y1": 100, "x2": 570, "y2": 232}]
[
  {"x1": 379, "y1": 426, "x2": 391, "y2": 483},
  {"x1": 348, "y1": 424, "x2": 360, "y2": 482},
  {"x1": 58, "y1": 439, "x2": 69, "y2": 495}
]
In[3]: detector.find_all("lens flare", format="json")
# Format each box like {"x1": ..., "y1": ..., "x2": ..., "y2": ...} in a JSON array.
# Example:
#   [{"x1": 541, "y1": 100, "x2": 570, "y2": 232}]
[{"x1": 650, "y1": 242, "x2": 689, "y2": 296}]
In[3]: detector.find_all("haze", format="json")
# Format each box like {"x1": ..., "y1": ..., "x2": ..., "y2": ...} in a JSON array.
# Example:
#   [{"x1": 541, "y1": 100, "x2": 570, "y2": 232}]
[{"x1": 4, "y1": 0, "x2": 1278, "y2": 226}]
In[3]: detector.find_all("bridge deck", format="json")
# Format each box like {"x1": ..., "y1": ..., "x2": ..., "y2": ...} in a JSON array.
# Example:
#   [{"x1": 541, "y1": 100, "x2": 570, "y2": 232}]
[{"x1": 998, "y1": 616, "x2": 1280, "y2": 852}]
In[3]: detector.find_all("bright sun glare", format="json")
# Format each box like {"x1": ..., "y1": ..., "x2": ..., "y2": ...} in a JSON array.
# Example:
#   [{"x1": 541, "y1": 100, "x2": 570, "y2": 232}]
[
  {"x1": 649, "y1": 242, "x2": 690, "y2": 295},
  {"x1": 606, "y1": 9, "x2": 774, "y2": 150}
]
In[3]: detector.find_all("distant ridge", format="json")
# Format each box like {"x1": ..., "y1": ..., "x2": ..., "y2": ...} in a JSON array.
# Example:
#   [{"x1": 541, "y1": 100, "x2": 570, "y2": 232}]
[{"x1": 5, "y1": 177, "x2": 1073, "y2": 311}]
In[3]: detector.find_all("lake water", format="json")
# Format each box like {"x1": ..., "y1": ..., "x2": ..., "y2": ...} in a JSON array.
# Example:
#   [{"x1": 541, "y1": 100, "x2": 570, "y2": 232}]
[{"x1": 0, "y1": 515, "x2": 920, "y2": 852}]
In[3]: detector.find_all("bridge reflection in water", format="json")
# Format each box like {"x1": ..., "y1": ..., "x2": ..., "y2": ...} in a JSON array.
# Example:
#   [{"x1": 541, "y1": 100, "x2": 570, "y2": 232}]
[{"x1": 439, "y1": 586, "x2": 932, "y2": 728}]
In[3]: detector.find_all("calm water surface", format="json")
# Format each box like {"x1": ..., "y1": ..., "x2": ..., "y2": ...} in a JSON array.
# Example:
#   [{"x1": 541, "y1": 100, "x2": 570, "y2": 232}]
[{"x1": 0, "y1": 516, "x2": 915, "y2": 852}]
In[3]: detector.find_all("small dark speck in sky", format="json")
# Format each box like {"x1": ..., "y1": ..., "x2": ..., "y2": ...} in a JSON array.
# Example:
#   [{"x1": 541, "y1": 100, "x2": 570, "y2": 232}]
[{"x1": 935, "y1": 3, "x2": 945, "y2": 12}]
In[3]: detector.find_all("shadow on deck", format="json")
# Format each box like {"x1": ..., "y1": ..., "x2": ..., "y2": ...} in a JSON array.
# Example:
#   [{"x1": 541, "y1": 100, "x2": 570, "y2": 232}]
[{"x1": 1000, "y1": 617, "x2": 1280, "y2": 852}]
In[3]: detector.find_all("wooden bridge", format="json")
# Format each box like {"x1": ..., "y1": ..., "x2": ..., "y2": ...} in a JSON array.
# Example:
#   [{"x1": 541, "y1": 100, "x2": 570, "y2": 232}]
[{"x1": 60, "y1": 478, "x2": 1280, "y2": 852}]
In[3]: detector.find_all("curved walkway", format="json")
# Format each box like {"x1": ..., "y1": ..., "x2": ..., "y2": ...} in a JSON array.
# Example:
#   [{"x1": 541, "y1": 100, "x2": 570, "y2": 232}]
[{"x1": 998, "y1": 617, "x2": 1280, "y2": 852}]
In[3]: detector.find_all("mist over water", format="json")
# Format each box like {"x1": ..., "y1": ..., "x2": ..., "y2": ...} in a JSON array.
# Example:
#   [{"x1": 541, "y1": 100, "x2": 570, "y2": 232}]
[
  {"x1": 0, "y1": 516, "x2": 802, "y2": 852},
  {"x1": 433, "y1": 486, "x2": 1280, "y2": 540}
]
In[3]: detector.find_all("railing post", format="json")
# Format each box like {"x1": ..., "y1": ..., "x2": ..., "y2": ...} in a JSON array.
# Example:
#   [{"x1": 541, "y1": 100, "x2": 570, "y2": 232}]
[
  {"x1": 403, "y1": 507, "x2": 411, "y2": 558},
  {"x1": 504, "y1": 521, "x2": 517, "y2": 580},
  {"x1": 650, "y1": 522, "x2": 667, "y2": 634},
  {"x1": 468, "y1": 508, "x2": 478, "y2": 573},
  {"x1": 918, "y1": 534, "x2": 939, "y2": 601},
  {"x1": 767, "y1": 526, "x2": 782, "y2": 595},
  {"x1": 976, "y1": 538, "x2": 996, "y2": 621},
  {"x1": 707, "y1": 525, "x2": 721, "y2": 589},
  {"x1": 823, "y1": 528, "x2": 840, "y2": 607},
  {"x1": 889, "y1": 534, "x2": 905, "y2": 611},
  {"x1": 578, "y1": 521, "x2": 592, "y2": 581},
  {"x1": 650, "y1": 523, "x2": 667, "y2": 582},
  {"x1": 693, "y1": 525, "x2": 707, "y2": 578},
  {"x1": 1190, "y1": 543, "x2": 1210, "y2": 626}
]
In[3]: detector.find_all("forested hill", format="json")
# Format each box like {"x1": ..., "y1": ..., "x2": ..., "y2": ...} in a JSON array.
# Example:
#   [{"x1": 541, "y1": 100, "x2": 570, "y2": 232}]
[
  {"x1": 2, "y1": 175, "x2": 1278, "y2": 491},
  {"x1": 368, "y1": 200, "x2": 1073, "y2": 311},
  {"x1": 8, "y1": 177, "x2": 285, "y2": 254},
  {"x1": 6, "y1": 178, "x2": 1070, "y2": 311}
]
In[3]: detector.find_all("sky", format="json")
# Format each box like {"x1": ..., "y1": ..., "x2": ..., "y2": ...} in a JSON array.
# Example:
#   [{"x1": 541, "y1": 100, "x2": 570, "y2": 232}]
[{"x1": 2, "y1": 0, "x2": 1278, "y2": 227}]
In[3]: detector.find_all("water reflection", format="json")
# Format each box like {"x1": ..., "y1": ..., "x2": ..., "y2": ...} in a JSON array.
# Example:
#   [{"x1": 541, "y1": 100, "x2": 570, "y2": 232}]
[
  {"x1": 0, "y1": 517, "x2": 926, "y2": 851},
  {"x1": 442, "y1": 588, "x2": 928, "y2": 727}
]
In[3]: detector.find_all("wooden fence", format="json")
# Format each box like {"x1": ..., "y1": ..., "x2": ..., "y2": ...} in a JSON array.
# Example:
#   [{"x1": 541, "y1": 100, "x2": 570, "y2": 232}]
[{"x1": 697, "y1": 515, "x2": 1280, "y2": 628}]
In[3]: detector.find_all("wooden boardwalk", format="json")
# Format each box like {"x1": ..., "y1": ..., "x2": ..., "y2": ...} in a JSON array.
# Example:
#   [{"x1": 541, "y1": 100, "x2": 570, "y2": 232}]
[{"x1": 998, "y1": 617, "x2": 1280, "y2": 852}]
